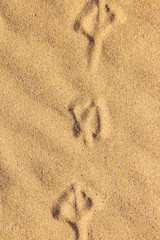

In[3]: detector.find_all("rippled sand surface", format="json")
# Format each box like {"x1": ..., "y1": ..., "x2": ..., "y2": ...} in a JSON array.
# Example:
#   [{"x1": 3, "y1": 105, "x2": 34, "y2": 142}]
[{"x1": 0, "y1": 0, "x2": 160, "y2": 239}]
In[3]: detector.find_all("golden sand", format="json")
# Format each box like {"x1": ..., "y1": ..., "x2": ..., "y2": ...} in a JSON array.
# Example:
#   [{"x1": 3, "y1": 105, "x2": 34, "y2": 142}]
[{"x1": 0, "y1": 0, "x2": 160, "y2": 239}]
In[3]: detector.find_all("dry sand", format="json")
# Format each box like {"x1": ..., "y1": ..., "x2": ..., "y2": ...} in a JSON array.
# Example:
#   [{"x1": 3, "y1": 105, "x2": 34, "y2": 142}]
[{"x1": 0, "y1": 0, "x2": 160, "y2": 239}]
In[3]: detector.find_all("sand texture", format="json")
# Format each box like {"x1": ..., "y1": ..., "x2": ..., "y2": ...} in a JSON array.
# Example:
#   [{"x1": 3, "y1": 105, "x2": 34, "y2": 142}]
[{"x1": 0, "y1": 0, "x2": 160, "y2": 239}]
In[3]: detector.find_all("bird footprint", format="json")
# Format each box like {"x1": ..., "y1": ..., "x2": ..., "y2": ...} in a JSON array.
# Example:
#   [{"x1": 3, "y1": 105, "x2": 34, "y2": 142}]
[
  {"x1": 69, "y1": 97, "x2": 112, "y2": 147},
  {"x1": 52, "y1": 182, "x2": 104, "y2": 240}
]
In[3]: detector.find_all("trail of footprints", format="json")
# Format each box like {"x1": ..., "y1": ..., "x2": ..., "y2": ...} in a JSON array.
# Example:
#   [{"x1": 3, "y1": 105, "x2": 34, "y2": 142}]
[
  {"x1": 52, "y1": 1, "x2": 127, "y2": 239},
  {"x1": 68, "y1": 0, "x2": 127, "y2": 147},
  {"x1": 52, "y1": 182, "x2": 104, "y2": 240}
]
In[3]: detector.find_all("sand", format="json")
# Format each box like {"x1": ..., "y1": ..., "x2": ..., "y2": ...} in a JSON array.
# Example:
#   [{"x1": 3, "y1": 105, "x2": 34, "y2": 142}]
[{"x1": 0, "y1": 0, "x2": 160, "y2": 239}]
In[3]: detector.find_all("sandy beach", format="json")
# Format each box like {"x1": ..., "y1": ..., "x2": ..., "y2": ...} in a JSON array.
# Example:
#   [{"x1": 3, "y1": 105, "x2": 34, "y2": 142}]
[{"x1": 0, "y1": 0, "x2": 160, "y2": 239}]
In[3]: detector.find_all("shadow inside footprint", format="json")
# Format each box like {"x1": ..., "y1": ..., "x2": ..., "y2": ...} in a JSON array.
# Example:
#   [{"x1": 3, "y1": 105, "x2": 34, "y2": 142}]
[{"x1": 67, "y1": 221, "x2": 79, "y2": 240}]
